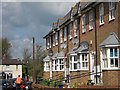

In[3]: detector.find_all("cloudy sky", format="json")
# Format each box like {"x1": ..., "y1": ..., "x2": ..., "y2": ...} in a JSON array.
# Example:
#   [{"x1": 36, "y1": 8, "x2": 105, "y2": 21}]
[{"x1": 1, "y1": 1, "x2": 77, "y2": 59}]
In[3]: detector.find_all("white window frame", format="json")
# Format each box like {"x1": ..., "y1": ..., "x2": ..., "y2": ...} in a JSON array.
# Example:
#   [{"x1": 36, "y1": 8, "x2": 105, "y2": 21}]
[
  {"x1": 69, "y1": 23, "x2": 72, "y2": 39},
  {"x1": 99, "y1": 3, "x2": 104, "y2": 25},
  {"x1": 102, "y1": 47, "x2": 119, "y2": 70},
  {"x1": 74, "y1": 19, "x2": 78, "y2": 37},
  {"x1": 82, "y1": 14, "x2": 86, "y2": 33},
  {"x1": 109, "y1": 1, "x2": 115, "y2": 21},
  {"x1": 55, "y1": 32, "x2": 58, "y2": 45},
  {"x1": 70, "y1": 55, "x2": 78, "y2": 71},
  {"x1": 78, "y1": 53, "x2": 89, "y2": 70},
  {"x1": 54, "y1": 59, "x2": 58, "y2": 71},
  {"x1": 89, "y1": 10, "x2": 94, "y2": 30},
  {"x1": 59, "y1": 59, "x2": 64, "y2": 71}
]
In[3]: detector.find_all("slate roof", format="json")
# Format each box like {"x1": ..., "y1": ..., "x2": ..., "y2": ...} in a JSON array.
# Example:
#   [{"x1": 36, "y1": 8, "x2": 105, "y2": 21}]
[
  {"x1": 43, "y1": 55, "x2": 49, "y2": 61},
  {"x1": 1, "y1": 59, "x2": 23, "y2": 65},
  {"x1": 59, "y1": 10, "x2": 71, "y2": 26},
  {"x1": 52, "y1": 52, "x2": 58, "y2": 59},
  {"x1": 99, "y1": 32, "x2": 120, "y2": 47},
  {"x1": 56, "y1": 51, "x2": 64, "y2": 58}
]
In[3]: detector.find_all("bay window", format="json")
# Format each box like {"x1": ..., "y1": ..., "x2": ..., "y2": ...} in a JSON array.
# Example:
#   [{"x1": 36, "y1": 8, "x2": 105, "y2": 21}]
[
  {"x1": 70, "y1": 55, "x2": 78, "y2": 71},
  {"x1": 102, "y1": 47, "x2": 119, "y2": 69},
  {"x1": 78, "y1": 53, "x2": 89, "y2": 70},
  {"x1": 59, "y1": 59, "x2": 64, "y2": 70},
  {"x1": 44, "y1": 61, "x2": 49, "y2": 71}
]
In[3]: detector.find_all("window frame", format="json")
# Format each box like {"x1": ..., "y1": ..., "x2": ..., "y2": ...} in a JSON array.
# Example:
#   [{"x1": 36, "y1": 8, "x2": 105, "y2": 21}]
[
  {"x1": 109, "y1": 1, "x2": 115, "y2": 21},
  {"x1": 78, "y1": 53, "x2": 89, "y2": 70},
  {"x1": 102, "y1": 47, "x2": 119, "y2": 70},
  {"x1": 82, "y1": 14, "x2": 86, "y2": 33},
  {"x1": 89, "y1": 10, "x2": 94, "y2": 30},
  {"x1": 55, "y1": 32, "x2": 58, "y2": 45},
  {"x1": 69, "y1": 55, "x2": 78, "y2": 71},
  {"x1": 99, "y1": 3, "x2": 104, "y2": 25},
  {"x1": 69, "y1": 23, "x2": 72, "y2": 39},
  {"x1": 74, "y1": 19, "x2": 78, "y2": 37}
]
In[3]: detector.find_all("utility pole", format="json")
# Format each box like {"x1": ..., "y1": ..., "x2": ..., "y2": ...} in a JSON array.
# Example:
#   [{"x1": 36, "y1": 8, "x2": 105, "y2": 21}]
[{"x1": 33, "y1": 37, "x2": 35, "y2": 83}]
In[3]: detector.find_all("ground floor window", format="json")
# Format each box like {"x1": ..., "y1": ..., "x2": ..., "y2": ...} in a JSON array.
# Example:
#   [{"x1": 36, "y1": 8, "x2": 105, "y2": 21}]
[
  {"x1": 70, "y1": 55, "x2": 78, "y2": 71},
  {"x1": 101, "y1": 47, "x2": 119, "y2": 68},
  {"x1": 78, "y1": 53, "x2": 89, "y2": 70},
  {"x1": 44, "y1": 61, "x2": 49, "y2": 71}
]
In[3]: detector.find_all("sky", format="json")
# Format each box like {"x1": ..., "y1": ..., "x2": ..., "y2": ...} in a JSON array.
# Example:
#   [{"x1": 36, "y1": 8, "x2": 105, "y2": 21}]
[{"x1": 1, "y1": 1, "x2": 78, "y2": 59}]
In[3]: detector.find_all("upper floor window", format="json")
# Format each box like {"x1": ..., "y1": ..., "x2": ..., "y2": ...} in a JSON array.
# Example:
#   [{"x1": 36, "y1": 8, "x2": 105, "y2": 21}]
[
  {"x1": 64, "y1": 27, "x2": 67, "y2": 41},
  {"x1": 102, "y1": 47, "x2": 119, "y2": 69},
  {"x1": 74, "y1": 19, "x2": 78, "y2": 37},
  {"x1": 109, "y1": 1, "x2": 115, "y2": 21},
  {"x1": 56, "y1": 32, "x2": 58, "y2": 45},
  {"x1": 69, "y1": 23, "x2": 72, "y2": 39},
  {"x1": 99, "y1": 3, "x2": 104, "y2": 25},
  {"x1": 49, "y1": 36, "x2": 52, "y2": 48},
  {"x1": 52, "y1": 34, "x2": 55, "y2": 46},
  {"x1": 82, "y1": 14, "x2": 86, "y2": 33},
  {"x1": 60, "y1": 29, "x2": 63, "y2": 43},
  {"x1": 46, "y1": 38, "x2": 50, "y2": 49},
  {"x1": 89, "y1": 10, "x2": 94, "y2": 30}
]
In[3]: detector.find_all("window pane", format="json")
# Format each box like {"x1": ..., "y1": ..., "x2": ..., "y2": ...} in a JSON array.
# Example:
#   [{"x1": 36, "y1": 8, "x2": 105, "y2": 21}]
[
  {"x1": 115, "y1": 59, "x2": 118, "y2": 67},
  {"x1": 114, "y1": 48, "x2": 118, "y2": 57},
  {"x1": 74, "y1": 63, "x2": 77, "y2": 69},
  {"x1": 74, "y1": 56, "x2": 77, "y2": 61},
  {"x1": 110, "y1": 48, "x2": 113, "y2": 57},
  {"x1": 110, "y1": 59, "x2": 114, "y2": 67}
]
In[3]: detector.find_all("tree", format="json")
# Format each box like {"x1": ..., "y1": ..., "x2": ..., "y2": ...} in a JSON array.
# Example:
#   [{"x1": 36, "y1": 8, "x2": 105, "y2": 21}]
[
  {"x1": 22, "y1": 47, "x2": 32, "y2": 79},
  {"x1": 22, "y1": 47, "x2": 31, "y2": 64},
  {"x1": 34, "y1": 45, "x2": 46, "y2": 83},
  {"x1": 0, "y1": 38, "x2": 12, "y2": 59}
]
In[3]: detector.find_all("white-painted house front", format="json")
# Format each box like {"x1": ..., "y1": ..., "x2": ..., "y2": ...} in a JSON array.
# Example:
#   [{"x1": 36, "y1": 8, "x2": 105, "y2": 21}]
[{"x1": 0, "y1": 59, "x2": 22, "y2": 79}]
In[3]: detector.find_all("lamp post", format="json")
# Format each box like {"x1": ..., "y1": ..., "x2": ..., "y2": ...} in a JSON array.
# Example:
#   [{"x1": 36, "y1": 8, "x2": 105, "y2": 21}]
[{"x1": 48, "y1": 49, "x2": 53, "y2": 80}]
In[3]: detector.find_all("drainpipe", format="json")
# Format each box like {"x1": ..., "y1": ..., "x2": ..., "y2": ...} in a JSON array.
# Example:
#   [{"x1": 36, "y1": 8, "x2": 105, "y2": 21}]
[{"x1": 92, "y1": 5, "x2": 98, "y2": 84}]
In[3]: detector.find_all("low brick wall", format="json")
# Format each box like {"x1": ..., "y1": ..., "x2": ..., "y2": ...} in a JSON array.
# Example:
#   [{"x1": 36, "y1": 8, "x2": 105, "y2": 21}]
[{"x1": 32, "y1": 84, "x2": 120, "y2": 90}]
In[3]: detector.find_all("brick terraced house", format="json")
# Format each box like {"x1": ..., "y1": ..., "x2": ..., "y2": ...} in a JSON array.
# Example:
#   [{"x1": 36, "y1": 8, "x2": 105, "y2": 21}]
[{"x1": 43, "y1": 1, "x2": 120, "y2": 86}]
